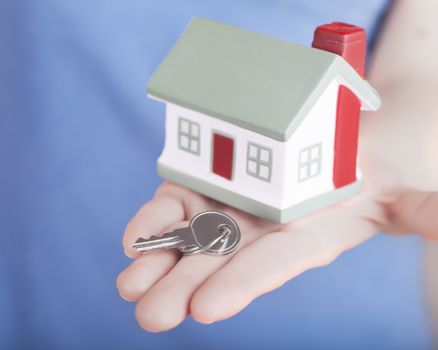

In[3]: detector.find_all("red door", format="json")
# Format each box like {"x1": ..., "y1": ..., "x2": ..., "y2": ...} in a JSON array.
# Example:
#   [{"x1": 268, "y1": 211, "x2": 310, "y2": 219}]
[{"x1": 212, "y1": 133, "x2": 234, "y2": 180}]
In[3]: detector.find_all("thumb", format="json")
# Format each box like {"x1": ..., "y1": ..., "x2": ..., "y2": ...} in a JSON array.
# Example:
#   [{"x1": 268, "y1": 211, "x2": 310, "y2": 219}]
[{"x1": 387, "y1": 190, "x2": 438, "y2": 240}]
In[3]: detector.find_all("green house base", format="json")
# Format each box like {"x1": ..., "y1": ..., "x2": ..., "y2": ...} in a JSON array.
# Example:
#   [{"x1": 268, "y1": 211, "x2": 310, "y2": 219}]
[{"x1": 157, "y1": 162, "x2": 363, "y2": 224}]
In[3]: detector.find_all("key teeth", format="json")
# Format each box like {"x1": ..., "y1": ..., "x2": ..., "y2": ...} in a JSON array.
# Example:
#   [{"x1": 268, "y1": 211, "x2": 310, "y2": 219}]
[
  {"x1": 133, "y1": 235, "x2": 165, "y2": 246},
  {"x1": 132, "y1": 234, "x2": 181, "y2": 251},
  {"x1": 134, "y1": 237, "x2": 147, "y2": 244}
]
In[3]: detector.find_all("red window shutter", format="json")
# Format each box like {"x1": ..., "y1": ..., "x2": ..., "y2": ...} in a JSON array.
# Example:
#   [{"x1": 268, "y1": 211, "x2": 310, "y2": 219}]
[{"x1": 333, "y1": 85, "x2": 361, "y2": 188}]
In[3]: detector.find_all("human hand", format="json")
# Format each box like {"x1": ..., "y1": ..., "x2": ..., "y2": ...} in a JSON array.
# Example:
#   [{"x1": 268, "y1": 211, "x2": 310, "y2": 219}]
[
  {"x1": 116, "y1": 178, "x2": 380, "y2": 332},
  {"x1": 116, "y1": 152, "x2": 436, "y2": 333}
]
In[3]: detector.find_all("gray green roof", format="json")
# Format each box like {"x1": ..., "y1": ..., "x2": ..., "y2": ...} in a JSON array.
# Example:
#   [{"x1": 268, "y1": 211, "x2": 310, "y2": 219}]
[{"x1": 148, "y1": 17, "x2": 381, "y2": 141}]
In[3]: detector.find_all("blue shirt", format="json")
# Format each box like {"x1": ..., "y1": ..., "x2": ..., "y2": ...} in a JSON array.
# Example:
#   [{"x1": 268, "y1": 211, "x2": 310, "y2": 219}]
[{"x1": 0, "y1": 0, "x2": 431, "y2": 349}]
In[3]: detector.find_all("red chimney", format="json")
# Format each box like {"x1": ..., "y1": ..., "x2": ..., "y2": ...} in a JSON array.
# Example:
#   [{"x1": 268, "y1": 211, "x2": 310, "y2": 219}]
[
  {"x1": 312, "y1": 22, "x2": 366, "y2": 188},
  {"x1": 312, "y1": 22, "x2": 366, "y2": 77}
]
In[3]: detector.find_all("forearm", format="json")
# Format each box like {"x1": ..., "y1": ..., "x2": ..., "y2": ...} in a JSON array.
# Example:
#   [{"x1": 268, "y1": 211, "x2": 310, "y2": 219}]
[{"x1": 360, "y1": 0, "x2": 438, "y2": 191}]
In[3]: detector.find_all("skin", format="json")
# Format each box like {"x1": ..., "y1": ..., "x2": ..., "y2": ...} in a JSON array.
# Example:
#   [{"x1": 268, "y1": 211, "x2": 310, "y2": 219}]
[{"x1": 117, "y1": 0, "x2": 438, "y2": 332}]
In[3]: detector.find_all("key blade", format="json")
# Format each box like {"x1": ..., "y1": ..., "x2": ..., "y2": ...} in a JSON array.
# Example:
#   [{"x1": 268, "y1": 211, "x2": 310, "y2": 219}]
[
  {"x1": 133, "y1": 235, "x2": 182, "y2": 251},
  {"x1": 133, "y1": 228, "x2": 189, "y2": 253},
  {"x1": 133, "y1": 235, "x2": 177, "y2": 247},
  {"x1": 134, "y1": 239, "x2": 184, "y2": 252}
]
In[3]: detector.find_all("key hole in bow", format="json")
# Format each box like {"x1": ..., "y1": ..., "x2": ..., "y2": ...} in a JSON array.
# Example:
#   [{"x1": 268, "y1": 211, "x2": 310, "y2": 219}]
[{"x1": 217, "y1": 224, "x2": 231, "y2": 243}]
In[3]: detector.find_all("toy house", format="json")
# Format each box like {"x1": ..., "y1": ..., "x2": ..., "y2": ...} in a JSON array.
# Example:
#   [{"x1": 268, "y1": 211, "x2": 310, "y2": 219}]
[{"x1": 147, "y1": 18, "x2": 381, "y2": 223}]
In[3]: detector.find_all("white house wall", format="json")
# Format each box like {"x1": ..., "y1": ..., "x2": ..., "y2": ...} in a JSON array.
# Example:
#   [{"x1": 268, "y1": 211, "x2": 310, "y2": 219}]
[
  {"x1": 159, "y1": 103, "x2": 289, "y2": 208},
  {"x1": 284, "y1": 80, "x2": 339, "y2": 205},
  {"x1": 158, "y1": 77, "x2": 363, "y2": 211}
]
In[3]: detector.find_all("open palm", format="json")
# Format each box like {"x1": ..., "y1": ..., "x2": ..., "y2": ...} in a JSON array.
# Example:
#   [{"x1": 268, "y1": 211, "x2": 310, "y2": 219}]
[{"x1": 116, "y1": 171, "x2": 390, "y2": 332}]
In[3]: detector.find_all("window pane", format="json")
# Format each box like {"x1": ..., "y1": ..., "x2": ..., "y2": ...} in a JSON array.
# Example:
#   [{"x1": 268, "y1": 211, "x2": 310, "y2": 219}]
[
  {"x1": 190, "y1": 139, "x2": 198, "y2": 153},
  {"x1": 299, "y1": 166, "x2": 308, "y2": 181},
  {"x1": 180, "y1": 120, "x2": 190, "y2": 134},
  {"x1": 299, "y1": 149, "x2": 309, "y2": 163},
  {"x1": 310, "y1": 162, "x2": 319, "y2": 176},
  {"x1": 248, "y1": 160, "x2": 257, "y2": 174},
  {"x1": 310, "y1": 145, "x2": 320, "y2": 159},
  {"x1": 248, "y1": 144, "x2": 258, "y2": 159},
  {"x1": 191, "y1": 123, "x2": 199, "y2": 138},
  {"x1": 179, "y1": 135, "x2": 189, "y2": 149},
  {"x1": 259, "y1": 164, "x2": 270, "y2": 179},
  {"x1": 260, "y1": 149, "x2": 270, "y2": 163}
]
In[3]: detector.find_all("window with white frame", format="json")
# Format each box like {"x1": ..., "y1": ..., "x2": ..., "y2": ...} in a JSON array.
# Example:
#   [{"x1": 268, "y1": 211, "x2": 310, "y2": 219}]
[
  {"x1": 178, "y1": 117, "x2": 200, "y2": 155},
  {"x1": 247, "y1": 142, "x2": 272, "y2": 182},
  {"x1": 298, "y1": 143, "x2": 322, "y2": 181}
]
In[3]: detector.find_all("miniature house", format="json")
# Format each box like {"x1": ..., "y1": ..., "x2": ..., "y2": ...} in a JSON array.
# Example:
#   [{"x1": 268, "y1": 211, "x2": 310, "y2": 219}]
[{"x1": 147, "y1": 18, "x2": 381, "y2": 223}]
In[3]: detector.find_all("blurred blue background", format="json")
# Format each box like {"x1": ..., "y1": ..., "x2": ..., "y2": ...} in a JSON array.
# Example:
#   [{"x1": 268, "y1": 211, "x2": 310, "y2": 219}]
[{"x1": 0, "y1": 0, "x2": 433, "y2": 349}]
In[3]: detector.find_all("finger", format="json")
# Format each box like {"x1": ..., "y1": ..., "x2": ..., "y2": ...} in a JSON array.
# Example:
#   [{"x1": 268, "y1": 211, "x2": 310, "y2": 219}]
[
  {"x1": 117, "y1": 221, "x2": 192, "y2": 301},
  {"x1": 117, "y1": 251, "x2": 179, "y2": 302},
  {"x1": 134, "y1": 254, "x2": 231, "y2": 332},
  {"x1": 191, "y1": 205, "x2": 378, "y2": 324},
  {"x1": 134, "y1": 215, "x2": 266, "y2": 332},
  {"x1": 388, "y1": 190, "x2": 438, "y2": 240},
  {"x1": 122, "y1": 184, "x2": 186, "y2": 258}
]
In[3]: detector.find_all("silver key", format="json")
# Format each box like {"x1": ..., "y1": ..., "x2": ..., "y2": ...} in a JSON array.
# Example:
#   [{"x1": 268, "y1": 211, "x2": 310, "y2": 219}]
[{"x1": 133, "y1": 211, "x2": 241, "y2": 256}]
